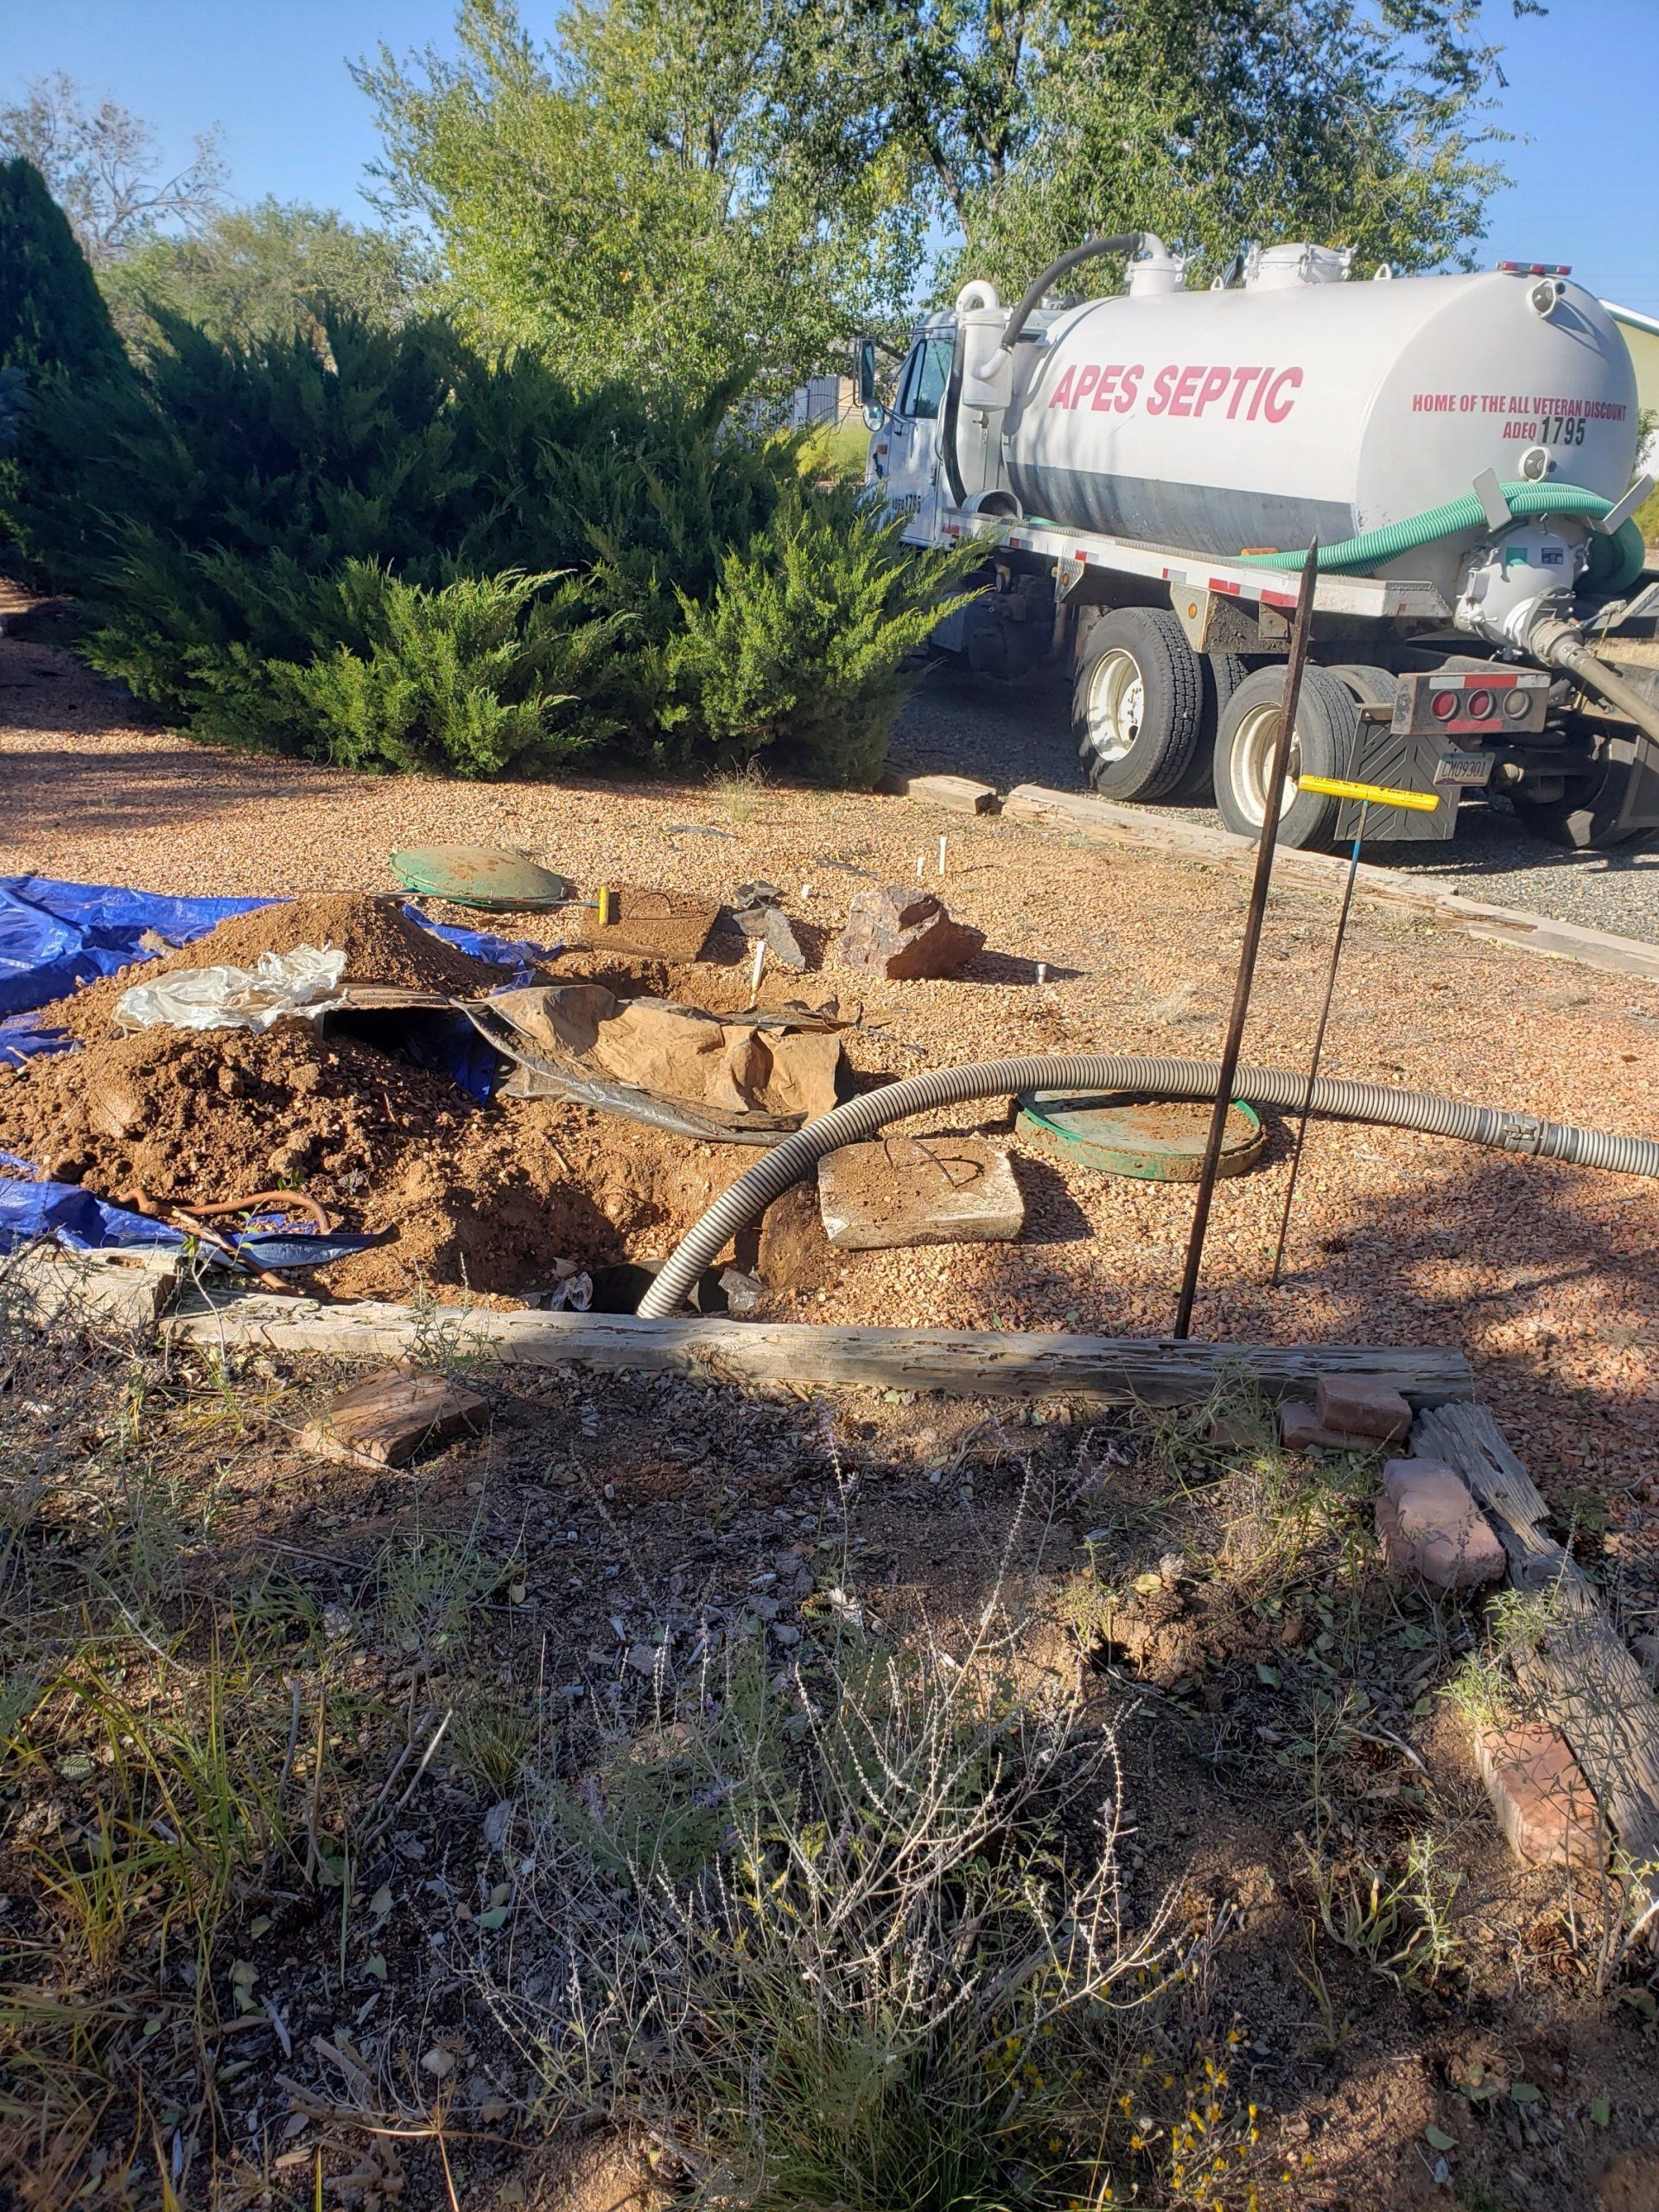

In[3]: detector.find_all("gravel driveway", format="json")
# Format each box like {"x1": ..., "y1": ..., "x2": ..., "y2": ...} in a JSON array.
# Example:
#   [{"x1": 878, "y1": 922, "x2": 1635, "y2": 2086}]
[{"x1": 890, "y1": 658, "x2": 1659, "y2": 944}]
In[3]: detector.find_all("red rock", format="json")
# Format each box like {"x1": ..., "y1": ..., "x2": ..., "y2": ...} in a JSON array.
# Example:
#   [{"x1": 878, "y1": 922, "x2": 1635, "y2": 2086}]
[
  {"x1": 830, "y1": 885, "x2": 986, "y2": 980},
  {"x1": 1376, "y1": 1458, "x2": 1506, "y2": 1588},
  {"x1": 1314, "y1": 1374, "x2": 1412, "y2": 1442},
  {"x1": 1280, "y1": 1402, "x2": 1367, "y2": 1452},
  {"x1": 1476, "y1": 1722, "x2": 1606, "y2": 1869}
]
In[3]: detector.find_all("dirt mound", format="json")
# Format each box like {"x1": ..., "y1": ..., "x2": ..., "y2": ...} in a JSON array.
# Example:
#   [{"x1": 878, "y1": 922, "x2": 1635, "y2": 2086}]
[
  {"x1": 43, "y1": 894, "x2": 513, "y2": 1043},
  {"x1": 0, "y1": 896, "x2": 803, "y2": 1303},
  {"x1": 0, "y1": 1017, "x2": 753, "y2": 1304}
]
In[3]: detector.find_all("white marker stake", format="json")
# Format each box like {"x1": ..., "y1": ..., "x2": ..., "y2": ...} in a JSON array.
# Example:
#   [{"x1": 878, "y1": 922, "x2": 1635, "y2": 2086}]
[
  {"x1": 1036, "y1": 961, "x2": 1047, "y2": 986},
  {"x1": 938, "y1": 834, "x2": 948, "y2": 876},
  {"x1": 916, "y1": 854, "x2": 925, "y2": 880},
  {"x1": 751, "y1": 937, "x2": 766, "y2": 994}
]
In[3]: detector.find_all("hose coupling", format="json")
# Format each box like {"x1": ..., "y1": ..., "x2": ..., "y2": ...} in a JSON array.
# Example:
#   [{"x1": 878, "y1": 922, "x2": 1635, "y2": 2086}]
[{"x1": 1497, "y1": 1115, "x2": 1548, "y2": 1158}]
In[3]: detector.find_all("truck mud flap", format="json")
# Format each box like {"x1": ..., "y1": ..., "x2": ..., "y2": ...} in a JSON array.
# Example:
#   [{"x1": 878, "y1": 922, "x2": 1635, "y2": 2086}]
[{"x1": 1340, "y1": 724, "x2": 1462, "y2": 842}]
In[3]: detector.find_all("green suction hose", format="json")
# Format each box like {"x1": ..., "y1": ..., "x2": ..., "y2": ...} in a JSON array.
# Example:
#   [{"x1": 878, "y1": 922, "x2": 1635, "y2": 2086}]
[{"x1": 1237, "y1": 481, "x2": 1647, "y2": 591}]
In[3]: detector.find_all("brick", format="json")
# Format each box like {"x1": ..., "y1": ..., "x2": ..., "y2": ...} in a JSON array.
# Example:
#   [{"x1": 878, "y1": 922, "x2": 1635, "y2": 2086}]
[
  {"x1": 1476, "y1": 1722, "x2": 1607, "y2": 1869},
  {"x1": 1313, "y1": 1374, "x2": 1412, "y2": 1442},
  {"x1": 1280, "y1": 1402, "x2": 1369, "y2": 1452},
  {"x1": 1376, "y1": 1457, "x2": 1506, "y2": 1588},
  {"x1": 817, "y1": 1135, "x2": 1024, "y2": 1250}
]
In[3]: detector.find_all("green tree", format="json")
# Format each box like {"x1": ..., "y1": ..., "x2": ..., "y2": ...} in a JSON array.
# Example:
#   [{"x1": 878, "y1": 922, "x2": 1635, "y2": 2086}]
[
  {"x1": 353, "y1": 0, "x2": 918, "y2": 397},
  {"x1": 0, "y1": 157, "x2": 130, "y2": 384},
  {"x1": 783, "y1": 0, "x2": 1510, "y2": 299},
  {"x1": 99, "y1": 199, "x2": 433, "y2": 346}
]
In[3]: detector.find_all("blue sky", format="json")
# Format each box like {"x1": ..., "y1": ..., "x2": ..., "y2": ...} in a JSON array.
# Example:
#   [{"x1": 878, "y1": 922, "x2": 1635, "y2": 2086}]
[{"x1": 3, "y1": 0, "x2": 1658, "y2": 309}]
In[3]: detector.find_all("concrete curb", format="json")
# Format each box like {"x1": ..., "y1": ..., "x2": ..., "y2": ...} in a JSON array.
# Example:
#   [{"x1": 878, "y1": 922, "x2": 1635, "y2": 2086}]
[{"x1": 988, "y1": 784, "x2": 1659, "y2": 987}]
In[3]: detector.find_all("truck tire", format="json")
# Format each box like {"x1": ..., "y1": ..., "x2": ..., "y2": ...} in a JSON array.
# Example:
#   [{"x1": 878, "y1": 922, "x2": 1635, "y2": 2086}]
[
  {"x1": 1165, "y1": 652, "x2": 1248, "y2": 804},
  {"x1": 1510, "y1": 761, "x2": 1653, "y2": 850},
  {"x1": 1214, "y1": 664, "x2": 1356, "y2": 849},
  {"x1": 1325, "y1": 663, "x2": 1396, "y2": 711},
  {"x1": 1073, "y1": 610, "x2": 1205, "y2": 801}
]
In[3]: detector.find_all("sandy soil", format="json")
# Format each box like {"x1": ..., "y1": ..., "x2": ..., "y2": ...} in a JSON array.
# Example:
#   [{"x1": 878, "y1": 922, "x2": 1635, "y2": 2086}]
[{"x1": 3, "y1": 586, "x2": 1657, "y2": 1503}]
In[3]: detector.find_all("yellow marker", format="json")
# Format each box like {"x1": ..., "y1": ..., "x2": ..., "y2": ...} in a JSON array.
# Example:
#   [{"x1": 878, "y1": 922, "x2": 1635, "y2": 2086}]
[
  {"x1": 595, "y1": 885, "x2": 614, "y2": 925},
  {"x1": 1298, "y1": 774, "x2": 1439, "y2": 811}
]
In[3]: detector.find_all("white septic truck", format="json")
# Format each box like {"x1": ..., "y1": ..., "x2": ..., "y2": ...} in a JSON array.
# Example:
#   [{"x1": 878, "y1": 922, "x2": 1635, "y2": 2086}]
[{"x1": 859, "y1": 234, "x2": 1659, "y2": 851}]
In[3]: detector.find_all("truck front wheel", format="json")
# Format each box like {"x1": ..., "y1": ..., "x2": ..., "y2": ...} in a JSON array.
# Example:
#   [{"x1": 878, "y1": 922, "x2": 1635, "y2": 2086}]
[
  {"x1": 1213, "y1": 665, "x2": 1356, "y2": 849},
  {"x1": 1073, "y1": 610, "x2": 1204, "y2": 801}
]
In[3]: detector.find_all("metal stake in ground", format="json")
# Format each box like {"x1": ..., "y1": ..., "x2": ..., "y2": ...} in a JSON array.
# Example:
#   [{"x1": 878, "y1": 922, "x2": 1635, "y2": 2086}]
[
  {"x1": 1268, "y1": 773, "x2": 1440, "y2": 1287},
  {"x1": 1173, "y1": 543, "x2": 1319, "y2": 1340}
]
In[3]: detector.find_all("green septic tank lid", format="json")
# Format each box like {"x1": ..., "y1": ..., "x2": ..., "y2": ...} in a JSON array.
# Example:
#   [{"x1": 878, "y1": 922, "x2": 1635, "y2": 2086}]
[
  {"x1": 1016, "y1": 1090, "x2": 1267, "y2": 1183},
  {"x1": 391, "y1": 845, "x2": 575, "y2": 911}
]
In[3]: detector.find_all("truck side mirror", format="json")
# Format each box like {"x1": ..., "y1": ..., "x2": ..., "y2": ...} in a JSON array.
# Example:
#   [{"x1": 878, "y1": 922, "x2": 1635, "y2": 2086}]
[{"x1": 855, "y1": 336, "x2": 884, "y2": 425}]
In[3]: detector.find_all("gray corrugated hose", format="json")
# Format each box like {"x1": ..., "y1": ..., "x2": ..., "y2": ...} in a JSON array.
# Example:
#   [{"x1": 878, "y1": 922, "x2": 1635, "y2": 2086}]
[{"x1": 634, "y1": 1052, "x2": 1659, "y2": 1316}]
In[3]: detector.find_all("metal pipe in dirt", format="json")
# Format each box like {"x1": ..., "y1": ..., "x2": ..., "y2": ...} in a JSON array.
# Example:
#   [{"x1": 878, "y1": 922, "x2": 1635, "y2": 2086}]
[
  {"x1": 1269, "y1": 798, "x2": 1368, "y2": 1288},
  {"x1": 1174, "y1": 545, "x2": 1319, "y2": 1338}
]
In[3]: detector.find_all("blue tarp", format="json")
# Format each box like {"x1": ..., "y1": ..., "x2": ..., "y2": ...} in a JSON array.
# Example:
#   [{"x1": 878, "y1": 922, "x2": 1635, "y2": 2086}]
[
  {"x1": 0, "y1": 876, "x2": 275, "y2": 1018},
  {"x1": 0, "y1": 875, "x2": 562, "y2": 1251},
  {"x1": 0, "y1": 1150, "x2": 184, "y2": 1250}
]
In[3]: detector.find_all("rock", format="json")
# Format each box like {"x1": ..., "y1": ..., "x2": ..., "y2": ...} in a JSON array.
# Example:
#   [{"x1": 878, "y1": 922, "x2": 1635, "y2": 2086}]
[
  {"x1": 268, "y1": 1133, "x2": 318, "y2": 1179},
  {"x1": 757, "y1": 1179, "x2": 832, "y2": 1292},
  {"x1": 1313, "y1": 1374, "x2": 1413, "y2": 1442},
  {"x1": 830, "y1": 884, "x2": 986, "y2": 981},
  {"x1": 817, "y1": 1135, "x2": 1025, "y2": 1250},
  {"x1": 86, "y1": 1077, "x2": 143, "y2": 1140},
  {"x1": 298, "y1": 1369, "x2": 488, "y2": 1470},
  {"x1": 730, "y1": 887, "x2": 809, "y2": 972},
  {"x1": 1280, "y1": 1402, "x2": 1370, "y2": 1452},
  {"x1": 1476, "y1": 1722, "x2": 1606, "y2": 1869},
  {"x1": 1376, "y1": 1457, "x2": 1506, "y2": 1588},
  {"x1": 625, "y1": 1643, "x2": 663, "y2": 1676},
  {"x1": 1633, "y1": 1632, "x2": 1659, "y2": 1686}
]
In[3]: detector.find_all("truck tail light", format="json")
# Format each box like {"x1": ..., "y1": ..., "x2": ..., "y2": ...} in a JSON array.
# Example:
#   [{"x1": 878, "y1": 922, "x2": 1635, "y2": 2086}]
[
  {"x1": 1503, "y1": 689, "x2": 1532, "y2": 720},
  {"x1": 1431, "y1": 690, "x2": 1459, "y2": 721},
  {"x1": 1465, "y1": 689, "x2": 1495, "y2": 721}
]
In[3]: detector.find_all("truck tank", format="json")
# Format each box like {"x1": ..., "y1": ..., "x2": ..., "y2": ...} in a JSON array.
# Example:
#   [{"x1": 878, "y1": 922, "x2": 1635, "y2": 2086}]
[{"x1": 997, "y1": 264, "x2": 1639, "y2": 594}]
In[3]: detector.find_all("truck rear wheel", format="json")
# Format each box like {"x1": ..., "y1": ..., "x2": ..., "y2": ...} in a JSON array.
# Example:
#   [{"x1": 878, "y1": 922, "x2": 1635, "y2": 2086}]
[
  {"x1": 1214, "y1": 664, "x2": 1356, "y2": 849},
  {"x1": 1165, "y1": 652, "x2": 1248, "y2": 804},
  {"x1": 1510, "y1": 761, "x2": 1652, "y2": 849},
  {"x1": 1073, "y1": 610, "x2": 1204, "y2": 801}
]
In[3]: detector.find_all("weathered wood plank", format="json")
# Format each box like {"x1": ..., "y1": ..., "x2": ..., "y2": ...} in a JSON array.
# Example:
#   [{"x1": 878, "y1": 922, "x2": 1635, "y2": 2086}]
[
  {"x1": 166, "y1": 1293, "x2": 1474, "y2": 1404},
  {"x1": 1003, "y1": 784, "x2": 1659, "y2": 984},
  {"x1": 3, "y1": 1243, "x2": 183, "y2": 1330},
  {"x1": 1414, "y1": 1400, "x2": 1659, "y2": 1900},
  {"x1": 891, "y1": 772, "x2": 1001, "y2": 815},
  {"x1": 299, "y1": 1368, "x2": 489, "y2": 1469}
]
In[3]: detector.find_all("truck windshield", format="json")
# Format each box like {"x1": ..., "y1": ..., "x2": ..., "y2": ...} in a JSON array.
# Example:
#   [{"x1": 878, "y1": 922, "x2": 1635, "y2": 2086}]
[{"x1": 899, "y1": 335, "x2": 954, "y2": 421}]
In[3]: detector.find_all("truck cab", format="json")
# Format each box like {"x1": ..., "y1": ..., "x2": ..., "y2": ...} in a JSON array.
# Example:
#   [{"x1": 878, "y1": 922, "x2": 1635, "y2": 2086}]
[{"x1": 864, "y1": 315, "x2": 955, "y2": 547}]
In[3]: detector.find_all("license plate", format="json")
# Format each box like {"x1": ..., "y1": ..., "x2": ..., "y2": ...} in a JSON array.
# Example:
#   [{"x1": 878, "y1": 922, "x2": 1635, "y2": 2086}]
[{"x1": 1433, "y1": 751, "x2": 1492, "y2": 788}]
